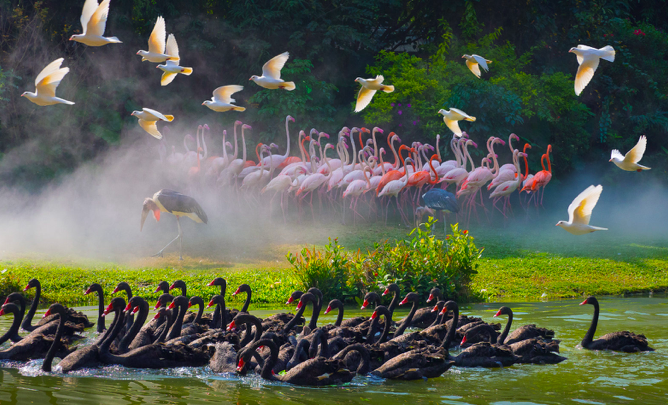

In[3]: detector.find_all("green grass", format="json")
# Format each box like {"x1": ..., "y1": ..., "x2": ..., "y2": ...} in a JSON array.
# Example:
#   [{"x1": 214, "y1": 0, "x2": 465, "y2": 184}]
[{"x1": 1, "y1": 218, "x2": 667, "y2": 305}]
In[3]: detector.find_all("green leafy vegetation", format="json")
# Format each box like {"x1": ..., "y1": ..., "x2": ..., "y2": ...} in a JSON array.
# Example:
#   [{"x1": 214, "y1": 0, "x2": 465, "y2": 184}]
[{"x1": 288, "y1": 219, "x2": 482, "y2": 301}]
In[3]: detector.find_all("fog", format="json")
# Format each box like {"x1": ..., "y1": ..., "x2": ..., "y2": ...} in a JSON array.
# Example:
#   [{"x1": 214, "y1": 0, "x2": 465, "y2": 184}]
[{"x1": 0, "y1": 16, "x2": 666, "y2": 265}]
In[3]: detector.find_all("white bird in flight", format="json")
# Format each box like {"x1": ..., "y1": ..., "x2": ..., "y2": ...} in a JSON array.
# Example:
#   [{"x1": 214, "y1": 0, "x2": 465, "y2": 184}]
[
  {"x1": 250, "y1": 52, "x2": 296, "y2": 91},
  {"x1": 610, "y1": 135, "x2": 651, "y2": 172},
  {"x1": 462, "y1": 54, "x2": 491, "y2": 78},
  {"x1": 156, "y1": 34, "x2": 192, "y2": 86},
  {"x1": 569, "y1": 45, "x2": 615, "y2": 96},
  {"x1": 131, "y1": 108, "x2": 174, "y2": 139},
  {"x1": 137, "y1": 17, "x2": 176, "y2": 63},
  {"x1": 556, "y1": 185, "x2": 608, "y2": 235},
  {"x1": 438, "y1": 108, "x2": 476, "y2": 137},
  {"x1": 354, "y1": 75, "x2": 394, "y2": 112},
  {"x1": 69, "y1": 0, "x2": 122, "y2": 46},
  {"x1": 21, "y1": 58, "x2": 75, "y2": 106},
  {"x1": 202, "y1": 85, "x2": 246, "y2": 112}
]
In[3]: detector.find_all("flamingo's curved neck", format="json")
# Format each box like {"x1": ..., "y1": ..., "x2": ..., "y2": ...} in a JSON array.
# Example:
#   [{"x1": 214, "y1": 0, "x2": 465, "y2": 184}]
[
  {"x1": 241, "y1": 126, "x2": 247, "y2": 162},
  {"x1": 546, "y1": 145, "x2": 552, "y2": 173},
  {"x1": 233, "y1": 122, "x2": 240, "y2": 160},
  {"x1": 389, "y1": 133, "x2": 400, "y2": 169},
  {"x1": 283, "y1": 118, "x2": 291, "y2": 160}
]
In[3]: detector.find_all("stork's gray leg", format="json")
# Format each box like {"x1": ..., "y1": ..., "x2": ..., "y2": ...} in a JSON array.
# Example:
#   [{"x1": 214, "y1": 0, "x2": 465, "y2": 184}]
[
  {"x1": 177, "y1": 217, "x2": 183, "y2": 260},
  {"x1": 152, "y1": 216, "x2": 184, "y2": 259}
]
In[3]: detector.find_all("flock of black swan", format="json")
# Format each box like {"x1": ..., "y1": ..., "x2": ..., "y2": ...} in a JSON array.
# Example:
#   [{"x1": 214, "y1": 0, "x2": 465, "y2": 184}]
[{"x1": 0, "y1": 278, "x2": 655, "y2": 386}]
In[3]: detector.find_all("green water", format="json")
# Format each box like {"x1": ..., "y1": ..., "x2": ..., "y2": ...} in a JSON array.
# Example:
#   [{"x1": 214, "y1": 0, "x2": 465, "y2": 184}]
[{"x1": 0, "y1": 296, "x2": 666, "y2": 405}]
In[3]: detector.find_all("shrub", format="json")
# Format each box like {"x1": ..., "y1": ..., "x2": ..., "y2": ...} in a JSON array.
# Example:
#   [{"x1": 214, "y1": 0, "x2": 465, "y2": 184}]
[
  {"x1": 351, "y1": 218, "x2": 482, "y2": 301},
  {"x1": 288, "y1": 219, "x2": 483, "y2": 303},
  {"x1": 287, "y1": 238, "x2": 358, "y2": 301}
]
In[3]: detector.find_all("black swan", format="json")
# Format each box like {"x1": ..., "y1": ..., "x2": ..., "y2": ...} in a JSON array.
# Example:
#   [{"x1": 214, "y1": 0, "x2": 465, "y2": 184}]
[
  {"x1": 41, "y1": 303, "x2": 68, "y2": 372},
  {"x1": 209, "y1": 313, "x2": 261, "y2": 373},
  {"x1": 494, "y1": 306, "x2": 555, "y2": 345},
  {"x1": 370, "y1": 345, "x2": 453, "y2": 380},
  {"x1": 207, "y1": 277, "x2": 228, "y2": 328},
  {"x1": 112, "y1": 282, "x2": 134, "y2": 331},
  {"x1": 332, "y1": 343, "x2": 371, "y2": 375},
  {"x1": 169, "y1": 280, "x2": 187, "y2": 297},
  {"x1": 155, "y1": 280, "x2": 171, "y2": 295},
  {"x1": 579, "y1": 296, "x2": 654, "y2": 352},
  {"x1": 100, "y1": 297, "x2": 211, "y2": 368},
  {"x1": 238, "y1": 338, "x2": 353, "y2": 386},
  {"x1": 3, "y1": 292, "x2": 26, "y2": 342},
  {"x1": 23, "y1": 279, "x2": 93, "y2": 330},
  {"x1": 283, "y1": 292, "x2": 318, "y2": 333},
  {"x1": 0, "y1": 303, "x2": 23, "y2": 345},
  {"x1": 84, "y1": 283, "x2": 106, "y2": 333},
  {"x1": 118, "y1": 296, "x2": 150, "y2": 353},
  {"x1": 440, "y1": 301, "x2": 516, "y2": 368},
  {"x1": 0, "y1": 303, "x2": 72, "y2": 362},
  {"x1": 323, "y1": 299, "x2": 366, "y2": 329},
  {"x1": 232, "y1": 284, "x2": 252, "y2": 313},
  {"x1": 57, "y1": 297, "x2": 130, "y2": 373}
]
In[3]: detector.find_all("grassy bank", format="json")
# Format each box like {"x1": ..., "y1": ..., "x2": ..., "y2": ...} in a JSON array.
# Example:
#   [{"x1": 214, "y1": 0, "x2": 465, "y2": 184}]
[{"x1": 1, "y1": 219, "x2": 667, "y2": 305}]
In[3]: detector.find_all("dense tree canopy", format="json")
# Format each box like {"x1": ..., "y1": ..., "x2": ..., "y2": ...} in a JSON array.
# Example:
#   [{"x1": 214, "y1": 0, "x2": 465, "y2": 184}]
[{"x1": 0, "y1": 0, "x2": 666, "y2": 188}]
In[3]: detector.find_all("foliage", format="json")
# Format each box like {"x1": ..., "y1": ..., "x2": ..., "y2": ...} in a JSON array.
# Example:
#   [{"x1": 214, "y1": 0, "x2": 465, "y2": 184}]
[
  {"x1": 288, "y1": 219, "x2": 482, "y2": 303},
  {"x1": 351, "y1": 218, "x2": 482, "y2": 300},
  {"x1": 0, "y1": 259, "x2": 300, "y2": 306},
  {"x1": 287, "y1": 237, "x2": 359, "y2": 301}
]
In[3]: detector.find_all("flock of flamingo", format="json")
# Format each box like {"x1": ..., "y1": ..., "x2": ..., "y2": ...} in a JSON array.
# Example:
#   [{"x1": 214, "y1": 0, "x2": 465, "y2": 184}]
[{"x1": 156, "y1": 116, "x2": 552, "y2": 226}]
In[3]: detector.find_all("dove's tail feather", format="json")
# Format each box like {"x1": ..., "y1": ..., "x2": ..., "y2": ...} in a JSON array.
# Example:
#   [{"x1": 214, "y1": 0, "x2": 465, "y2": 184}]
[
  {"x1": 164, "y1": 115, "x2": 175, "y2": 122},
  {"x1": 600, "y1": 45, "x2": 615, "y2": 62},
  {"x1": 180, "y1": 67, "x2": 193, "y2": 75},
  {"x1": 486, "y1": 60, "x2": 492, "y2": 64},
  {"x1": 280, "y1": 81, "x2": 296, "y2": 91},
  {"x1": 637, "y1": 164, "x2": 651, "y2": 171},
  {"x1": 107, "y1": 37, "x2": 122, "y2": 44},
  {"x1": 465, "y1": 116, "x2": 477, "y2": 122},
  {"x1": 382, "y1": 85, "x2": 395, "y2": 93},
  {"x1": 56, "y1": 98, "x2": 75, "y2": 105},
  {"x1": 233, "y1": 106, "x2": 246, "y2": 112},
  {"x1": 590, "y1": 226, "x2": 608, "y2": 232}
]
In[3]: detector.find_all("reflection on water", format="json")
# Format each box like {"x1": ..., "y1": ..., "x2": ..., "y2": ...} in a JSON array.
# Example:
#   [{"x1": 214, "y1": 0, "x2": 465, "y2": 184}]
[{"x1": 0, "y1": 296, "x2": 667, "y2": 405}]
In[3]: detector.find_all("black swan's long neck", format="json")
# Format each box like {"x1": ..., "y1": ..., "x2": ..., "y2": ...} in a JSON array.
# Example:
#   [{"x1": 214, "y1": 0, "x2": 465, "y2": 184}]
[
  {"x1": 440, "y1": 304, "x2": 459, "y2": 353},
  {"x1": 335, "y1": 304, "x2": 344, "y2": 327},
  {"x1": 310, "y1": 330, "x2": 330, "y2": 358},
  {"x1": 193, "y1": 299, "x2": 204, "y2": 324},
  {"x1": 393, "y1": 300, "x2": 419, "y2": 338},
  {"x1": 100, "y1": 308, "x2": 128, "y2": 364},
  {"x1": 118, "y1": 302, "x2": 148, "y2": 353},
  {"x1": 180, "y1": 286, "x2": 187, "y2": 297},
  {"x1": 167, "y1": 302, "x2": 187, "y2": 341},
  {"x1": 338, "y1": 344, "x2": 370, "y2": 374},
  {"x1": 388, "y1": 291, "x2": 400, "y2": 316},
  {"x1": 498, "y1": 310, "x2": 513, "y2": 345},
  {"x1": 308, "y1": 300, "x2": 321, "y2": 330},
  {"x1": 378, "y1": 311, "x2": 392, "y2": 344},
  {"x1": 241, "y1": 290, "x2": 251, "y2": 313},
  {"x1": 96, "y1": 289, "x2": 106, "y2": 333},
  {"x1": 429, "y1": 301, "x2": 445, "y2": 327},
  {"x1": 257, "y1": 340, "x2": 278, "y2": 380},
  {"x1": 213, "y1": 284, "x2": 226, "y2": 328},
  {"x1": 240, "y1": 318, "x2": 263, "y2": 349},
  {"x1": 0, "y1": 305, "x2": 22, "y2": 345},
  {"x1": 284, "y1": 302, "x2": 308, "y2": 333},
  {"x1": 22, "y1": 283, "x2": 41, "y2": 331},
  {"x1": 582, "y1": 301, "x2": 599, "y2": 348},
  {"x1": 156, "y1": 311, "x2": 174, "y2": 343},
  {"x1": 218, "y1": 298, "x2": 227, "y2": 329},
  {"x1": 42, "y1": 310, "x2": 67, "y2": 372}
]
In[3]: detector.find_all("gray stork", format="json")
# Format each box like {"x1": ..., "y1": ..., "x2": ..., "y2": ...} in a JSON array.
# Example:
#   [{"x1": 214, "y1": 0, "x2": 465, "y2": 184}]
[
  {"x1": 421, "y1": 189, "x2": 459, "y2": 241},
  {"x1": 141, "y1": 189, "x2": 208, "y2": 260}
]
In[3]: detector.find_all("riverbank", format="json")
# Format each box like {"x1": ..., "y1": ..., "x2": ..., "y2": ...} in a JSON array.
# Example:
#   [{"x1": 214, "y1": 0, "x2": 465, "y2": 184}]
[{"x1": 1, "y1": 220, "x2": 666, "y2": 305}]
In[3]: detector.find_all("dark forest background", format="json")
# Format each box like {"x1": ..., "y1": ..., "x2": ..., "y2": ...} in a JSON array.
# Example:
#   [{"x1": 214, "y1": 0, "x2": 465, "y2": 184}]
[{"x1": 1, "y1": 0, "x2": 667, "y2": 190}]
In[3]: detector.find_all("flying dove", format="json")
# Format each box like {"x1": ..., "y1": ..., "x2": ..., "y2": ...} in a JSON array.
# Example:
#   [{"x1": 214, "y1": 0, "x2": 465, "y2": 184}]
[
  {"x1": 156, "y1": 34, "x2": 192, "y2": 86},
  {"x1": 556, "y1": 185, "x2": 608, "y2": 235},
  {"x1": 131, "y1": 108, "x2": 174, "y2": 139},
  {"x1": 250, "y1": 52, "x2": 296, "y2": 90},
  {"x1": 137, "y1": 17, "x2": 177, "y2": 63},
  {"x1": 462, "y1": 54, "x2": 491, "y2": 78},
  {"x1": 354, "y1": 75, "x2": 395, "y2": 112},
  {"x1": 202, "y1": 85, "x2": 246, "y2": 112},
  {"x1": 21, "y1": 58, "x2": 75, "y2": 106},
  {"x1": 569, "y1": 45, "x2": 615, "y2": 96},
  {"x1": 438, "y1": 108, "x2": 476, "y2": 137},
  {"x1": 69, "y1": 0, "x2": 122, "y2": 46}
]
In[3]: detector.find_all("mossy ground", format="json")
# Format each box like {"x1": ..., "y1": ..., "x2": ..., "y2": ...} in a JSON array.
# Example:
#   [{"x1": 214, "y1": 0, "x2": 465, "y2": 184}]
[{"x1": 1, "y1": 217, "x2": 666, "y2": 305}]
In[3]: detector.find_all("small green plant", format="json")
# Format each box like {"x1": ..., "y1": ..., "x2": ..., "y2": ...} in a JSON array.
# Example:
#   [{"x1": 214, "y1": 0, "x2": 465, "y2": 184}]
[{"x1": 287, "y1": 238, "x2": 358, "y2": 301}]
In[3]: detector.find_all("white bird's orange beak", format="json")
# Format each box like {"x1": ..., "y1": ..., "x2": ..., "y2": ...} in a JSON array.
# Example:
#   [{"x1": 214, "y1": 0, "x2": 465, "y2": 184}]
[{"x1": 608, "y1": 158, "x2": 613, "y2": 162}]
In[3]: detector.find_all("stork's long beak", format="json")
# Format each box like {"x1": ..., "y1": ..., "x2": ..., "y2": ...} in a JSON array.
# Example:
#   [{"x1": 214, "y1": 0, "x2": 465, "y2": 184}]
[{"x1": 141, "y1": 205, "x2": 149, "y2": 232}]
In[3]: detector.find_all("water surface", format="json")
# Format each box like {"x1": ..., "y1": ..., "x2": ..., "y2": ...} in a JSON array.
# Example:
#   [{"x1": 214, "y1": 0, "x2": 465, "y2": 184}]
[{"x1": 0, "y1": 296, "x2": 666, "y2": 404}]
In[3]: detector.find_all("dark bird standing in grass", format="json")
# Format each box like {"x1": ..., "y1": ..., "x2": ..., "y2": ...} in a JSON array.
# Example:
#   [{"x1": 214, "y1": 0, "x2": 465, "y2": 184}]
[
  {"x1": 141, "y1": 189, "x2": 208, "y2": 260},
  {"x1": 421, "y1": 189, "x2": 459, "y2": 238}
]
